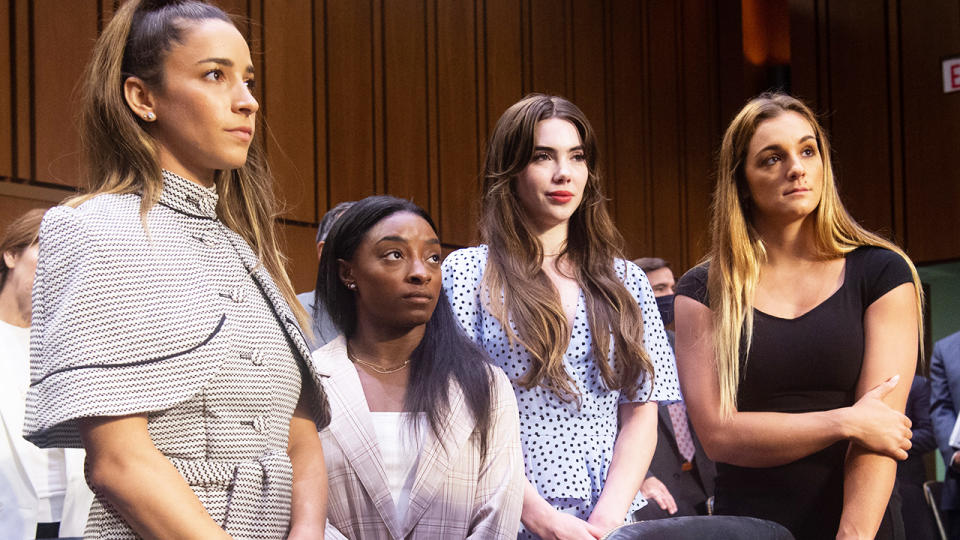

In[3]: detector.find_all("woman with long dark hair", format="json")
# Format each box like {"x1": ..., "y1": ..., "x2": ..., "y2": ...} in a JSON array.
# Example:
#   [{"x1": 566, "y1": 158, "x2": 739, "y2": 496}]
[
  {"x1": 442, "y1": 94, "x2": 680, "y2": 539},
  {"x1": 674, "y1": 93, "x2": 922, "y2": 539},
  {"x1": 314, "y1": 195, "x2": 524, "y2": 539},
  {"x1": 23, "y1": 1, "x2": 329, "y2": 537}
]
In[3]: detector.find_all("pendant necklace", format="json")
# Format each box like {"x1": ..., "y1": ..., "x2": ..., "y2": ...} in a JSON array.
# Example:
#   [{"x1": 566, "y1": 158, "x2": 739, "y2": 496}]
[{"x1": 347, "y1": 346, "x2": 410, "y2": 374}]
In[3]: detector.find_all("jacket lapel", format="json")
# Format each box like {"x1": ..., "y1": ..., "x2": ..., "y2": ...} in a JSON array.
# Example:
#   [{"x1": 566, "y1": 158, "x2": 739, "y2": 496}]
[
  {"x1": 400, "y1": 380, "x2": 475, "y2": 536},
  {"x1": 318, "y1": 339, "x2": 405, "y2": 538}
]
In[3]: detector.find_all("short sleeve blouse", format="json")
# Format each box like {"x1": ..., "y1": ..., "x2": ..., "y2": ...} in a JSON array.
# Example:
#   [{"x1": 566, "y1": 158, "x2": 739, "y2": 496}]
[{"x1": 442, "y1": 245, "x2": 680, "y2": 518}]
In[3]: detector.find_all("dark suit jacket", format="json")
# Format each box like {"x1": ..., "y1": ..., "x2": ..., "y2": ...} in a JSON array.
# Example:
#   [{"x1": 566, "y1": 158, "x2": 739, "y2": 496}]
[
  {"x1": 635, "y1": 403, "x2": 717, "y2": 520},
  {"x1": 898, "y1": 375, "x2": 936, "y2": 486},
  {"x1": 930, "y1": 331, "x2": 960, "y2": 510}
]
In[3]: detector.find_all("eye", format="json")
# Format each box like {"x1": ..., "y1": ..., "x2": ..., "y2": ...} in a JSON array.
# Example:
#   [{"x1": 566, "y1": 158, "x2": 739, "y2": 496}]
[
  {"x1": 244, "y1": 78, "x2": 257, "y2": 90},
  {"x1": 532, "y1": 152, "x2": 551, "y2": 162},
  {"x1": 761, "y1": 154, "x2": 781, "y2": 167},
  {"x1": 571, "y1": 152, "x2": 586, "y2": 162},
  {"x1": 204, "y1": 69, "x2": 224, "y2": 82},
  {"x1": 801, "y1": 146, "x2": 816, "y2": 157},
  {"x1": 427, "y1": 253, "x2": 441, "y2": 264},
  {"x1": 384, "y1": 250, "x2": 403, "y2": 260}
]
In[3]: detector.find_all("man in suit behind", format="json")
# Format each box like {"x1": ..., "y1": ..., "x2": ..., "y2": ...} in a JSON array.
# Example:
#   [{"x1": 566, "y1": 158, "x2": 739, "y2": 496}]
[
  {"x1": 297, "y1": 201, "x2": 354, "y2": 350},
  {"x1": 930, "y1": 330, "x2": 960, "y2": 537},
  {"x1": 633, "y1": 257, "x2": 716, "y2": 519}
]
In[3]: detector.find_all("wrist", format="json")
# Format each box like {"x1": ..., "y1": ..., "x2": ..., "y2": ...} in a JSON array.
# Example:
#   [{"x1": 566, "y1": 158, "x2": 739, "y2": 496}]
[
  {"x1": 832, "y1": 407, "x2": 855, "y2": 441},
  {"x1": 521, "y1": 499, "x2": 555, "y2": 537}
]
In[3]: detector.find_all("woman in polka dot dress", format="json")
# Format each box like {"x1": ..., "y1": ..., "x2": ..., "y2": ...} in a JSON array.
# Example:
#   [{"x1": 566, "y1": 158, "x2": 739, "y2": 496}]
[{"x1": 442, "y1": 93, "x2": 680, "y2": 539}]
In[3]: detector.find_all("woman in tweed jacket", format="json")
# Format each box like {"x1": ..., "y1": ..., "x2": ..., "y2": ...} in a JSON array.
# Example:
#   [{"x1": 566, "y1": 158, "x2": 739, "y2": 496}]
[
  {"x1": 312, "y1": 196, "x2": 525, "y2": 539},
  {"x1": 23, "y1": 1, "x2": 330, "y2": 538}
]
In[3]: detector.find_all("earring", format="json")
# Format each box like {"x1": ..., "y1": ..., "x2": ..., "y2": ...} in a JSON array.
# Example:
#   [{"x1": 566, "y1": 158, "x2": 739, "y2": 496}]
[
  {"x1": 347, "y1": 283, "x2": 357, "y2": 290},
  {"x1": 143, "y1": 112, "x2": 156, "y2": 121}
]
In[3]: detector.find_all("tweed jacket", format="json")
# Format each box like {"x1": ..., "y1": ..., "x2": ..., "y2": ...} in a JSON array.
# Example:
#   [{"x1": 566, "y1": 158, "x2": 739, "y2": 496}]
[
  {"x1": 23, "y1": 172, "x2": 331, "y2": 539},
  {"x1": 313, "y1": 336, "x2": 525, "y2": 539}
]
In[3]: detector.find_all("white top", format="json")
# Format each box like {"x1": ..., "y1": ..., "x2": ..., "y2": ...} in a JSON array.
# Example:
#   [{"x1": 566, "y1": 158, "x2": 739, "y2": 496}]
[
  {"x1": 370, "y1": 412, "x2": 425, "y2": 516},
  {"x1": 0, "y1": 320, "x2": 67, "y2": 523}
]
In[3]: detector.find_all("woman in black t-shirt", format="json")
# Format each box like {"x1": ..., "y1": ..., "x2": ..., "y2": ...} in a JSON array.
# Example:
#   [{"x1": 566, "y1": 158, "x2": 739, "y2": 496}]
[{"x1": 674, "y1": 93, "x2": 923, "y2": 540}]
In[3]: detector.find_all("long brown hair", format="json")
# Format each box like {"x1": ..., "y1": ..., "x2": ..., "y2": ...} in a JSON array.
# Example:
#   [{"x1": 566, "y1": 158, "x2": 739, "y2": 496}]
[
  {"x1": 708, "y1": 92, "x2": 924, "y2": 417},
  {"x1": 72, "y1": 0, "x2": 307, "y2": 326},
  {"x1": 480, "y1": 93, "x2": 654, "y2": 401}
]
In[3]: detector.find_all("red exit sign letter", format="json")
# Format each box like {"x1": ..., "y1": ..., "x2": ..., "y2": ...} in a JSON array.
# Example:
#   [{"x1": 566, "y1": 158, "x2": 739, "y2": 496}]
[{"x1": 944, "y1": 57, "x2": 960, "y2": 93}]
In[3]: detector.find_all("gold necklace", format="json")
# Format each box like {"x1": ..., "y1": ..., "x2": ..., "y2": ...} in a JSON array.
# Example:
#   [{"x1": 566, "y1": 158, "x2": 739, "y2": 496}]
[{"x1": 346, "y1": 347, "x2": 410, "y2": 374}]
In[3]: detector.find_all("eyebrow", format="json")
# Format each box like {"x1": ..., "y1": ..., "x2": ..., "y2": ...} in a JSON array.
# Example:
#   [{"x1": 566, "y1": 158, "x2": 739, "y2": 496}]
[
  {"x1": 755, "y1": 135, "x2": 816, "y2": 155},
  {"x1": 197, "y1": 57, "x2": 255, "y2": 74},
  {"x1": 376, "y1": 235, "x2": 440, "y2": 245},
  {"x1": 533, "y1": 145, "x2": 585, "y2": 153}
]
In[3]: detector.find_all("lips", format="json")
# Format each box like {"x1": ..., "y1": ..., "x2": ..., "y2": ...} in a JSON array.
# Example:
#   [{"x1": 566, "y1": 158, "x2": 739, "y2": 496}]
[
  {"x1": 784, "y1": 187, "x2": 811, "y2": 195},
  {"x1": 547, "y1": 190, "x2": 574, "y2": 203},
  {"x1": 227, "y1": 127, "x2": 253, "y2": 141},
  {"x1": 403, "y1": 292, "x2": 434, "y2": 303}
]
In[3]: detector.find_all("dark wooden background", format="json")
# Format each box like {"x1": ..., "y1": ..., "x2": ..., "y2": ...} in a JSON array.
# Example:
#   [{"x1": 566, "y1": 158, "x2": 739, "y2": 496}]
[{"x1": 1, "y1": 0, "x2": 958, "y2": 292}]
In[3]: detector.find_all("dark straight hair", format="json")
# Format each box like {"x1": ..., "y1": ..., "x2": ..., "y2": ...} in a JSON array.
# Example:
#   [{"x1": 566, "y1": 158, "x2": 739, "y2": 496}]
[{"x1": 317, "y1": 195, "x2": 495, "y2": 455}]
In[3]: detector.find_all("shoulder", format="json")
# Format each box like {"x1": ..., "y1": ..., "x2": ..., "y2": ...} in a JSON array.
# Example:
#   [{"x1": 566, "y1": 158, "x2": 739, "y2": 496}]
[
  {"x1": 847, "y1": 246, "x2": 914, "y2": 304},
  {"x1": 676, "y1": 262, "x2": 710, "y2": 305},
  {"x1": 442, "y1": 245, "x2": 488, "y2": 271},
  {"x1": 41, "y1": 194, "x2": 151, "y2": 247},
  {"x1": 935, "y1": 330, "x2": 960, "y2": 354}
]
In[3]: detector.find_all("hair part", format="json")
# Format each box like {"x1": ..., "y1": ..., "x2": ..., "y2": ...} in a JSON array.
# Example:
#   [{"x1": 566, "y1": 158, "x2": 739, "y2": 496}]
[
  {"x1": 318, "y1": 195, "x2": 495, "y2": 455},
  {"x1": 72, "y1": 0, "x2": 308, "y2": 328},
  {"x1": 480, "y1": 93, "x2": 655, "y2": 402},
  {"x1": 708, "y1": 92, "x2": 924, "y2": 417},
  {"x1": 0, "y1": 209, "x2": 46, "y2": 291}
]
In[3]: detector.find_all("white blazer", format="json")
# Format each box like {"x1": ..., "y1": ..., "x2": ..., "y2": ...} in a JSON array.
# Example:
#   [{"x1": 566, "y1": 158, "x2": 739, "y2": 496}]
[{"x1": 1, "y1": 378, "x2": 93, "y2": 539}]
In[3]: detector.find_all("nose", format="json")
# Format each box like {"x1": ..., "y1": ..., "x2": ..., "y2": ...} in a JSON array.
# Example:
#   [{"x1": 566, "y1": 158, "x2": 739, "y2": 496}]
[
  {"x1": 786, "y1": 153, "x2": 805, "y2": 181},
  {"x1": 234, "y1": 83, "x2": 259, "y2": 116},
  {"x1": 407, "y1": 258, "x2": 432, "y2": 285},
  {"x1": 553, "y1": 157, "x2": 572, "y2": 184}
]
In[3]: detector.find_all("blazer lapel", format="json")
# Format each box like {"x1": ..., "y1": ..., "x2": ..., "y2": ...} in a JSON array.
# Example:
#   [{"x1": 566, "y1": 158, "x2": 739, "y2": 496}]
[
  {"x1": 400, "y1": 380, "x2": 475, "y2": 536},
  {"x1": 319, "y1": 339, "x2": 404, "y2": 538}
]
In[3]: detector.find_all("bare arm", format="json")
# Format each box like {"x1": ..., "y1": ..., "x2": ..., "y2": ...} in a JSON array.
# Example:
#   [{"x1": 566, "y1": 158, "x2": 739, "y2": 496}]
[
  {"x1": 287, "y1": 388, "x2": 328, "y2": 540},
  {"x1": 837, "y1": 283, "x2": 918, "y2": 539},
  {"x1": 79, "y1": 414, "x2": 232, "y2": 540},
  {"x1": 588, "y1": 401, "x2": 658, "y2": 532},
  {"x1": 520, "y1": 478, "x2": 604, "y2": 540},
  {"x1": 674, "y1": 295, "x2": 911, "y2": 467}
]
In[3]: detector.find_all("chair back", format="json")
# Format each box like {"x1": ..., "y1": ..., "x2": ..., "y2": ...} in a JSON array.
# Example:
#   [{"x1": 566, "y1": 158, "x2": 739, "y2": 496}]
[
  {"x1": 923, "y1": 480, "x2": 948, "y2": 540},
  {"x1": 601, "y1": 515, "x2": 794, "y2": 540}
]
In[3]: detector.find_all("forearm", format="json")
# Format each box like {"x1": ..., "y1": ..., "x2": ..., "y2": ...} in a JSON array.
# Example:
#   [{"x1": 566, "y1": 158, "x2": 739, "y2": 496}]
[
  {"x1": 288, "y1": 397, "x2": 328, "y2": 538},
  {"x1": 702, "y1": 407, "x2": 849, "y2": 467},
  {"x1": 590, "y1": 402, "x2": 656, "y2": 528},
  {"x1": 81, "y1": 417, "x2": 230, "y2": 540},
  {"x1": 837, "y1": 445, "x2": 896, "y2": 540},
  {"x1": 520, "y1": 477, "x2": 556, "y2": 538}
]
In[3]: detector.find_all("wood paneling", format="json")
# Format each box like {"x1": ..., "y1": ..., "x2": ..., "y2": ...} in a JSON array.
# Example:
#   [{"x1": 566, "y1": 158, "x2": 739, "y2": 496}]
[
  {"x1": 789, "y1": 0, "x2": 960, "y2": 265},
  {"x1": 0, "y1": 2, "x2": 11, "y2": 178}
]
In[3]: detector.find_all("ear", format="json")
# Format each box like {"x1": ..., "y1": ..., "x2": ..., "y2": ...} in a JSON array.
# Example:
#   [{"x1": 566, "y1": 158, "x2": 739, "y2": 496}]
[
  {"x1": 337, "y1": 258, "x2": 353, "y2": 288},
  {"x1": 316, "y1": 240, "x2": 325, "y2": 263},
  {"x1": 2, "y1": 250, "x2": 17, "y2": 269},
  {"x1": 123, "y1": 75, "x2": 157, "y2": 122}
]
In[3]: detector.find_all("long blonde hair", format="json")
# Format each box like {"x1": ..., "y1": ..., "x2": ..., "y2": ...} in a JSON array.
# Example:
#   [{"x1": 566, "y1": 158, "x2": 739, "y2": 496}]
[
  {"x1": 71, "y1": 0, "x2": 307, "y2": 327},
  {"x1": 480, "y1": 93, "x2": 654, "y2": 402},
  {"x1": 708, "y1": 93, "x2": 923, "y2": 417}
]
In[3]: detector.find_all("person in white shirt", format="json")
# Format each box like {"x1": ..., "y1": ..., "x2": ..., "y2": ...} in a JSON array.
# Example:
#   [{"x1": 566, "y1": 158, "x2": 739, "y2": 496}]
[{"x1": 0, "y1": 209, "x2": 93, "y2": 539}]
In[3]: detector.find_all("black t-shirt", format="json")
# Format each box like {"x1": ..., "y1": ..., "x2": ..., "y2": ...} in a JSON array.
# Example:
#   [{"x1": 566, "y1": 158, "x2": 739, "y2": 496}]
[{"x1": 676, "y1": 245, "x2": 913, "y2": 539}]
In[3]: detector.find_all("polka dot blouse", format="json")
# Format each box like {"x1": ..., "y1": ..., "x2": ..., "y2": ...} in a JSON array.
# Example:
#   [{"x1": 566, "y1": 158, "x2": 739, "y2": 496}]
[{"x1": 442, "y1": 245, "x2": 681, "y2": 521}]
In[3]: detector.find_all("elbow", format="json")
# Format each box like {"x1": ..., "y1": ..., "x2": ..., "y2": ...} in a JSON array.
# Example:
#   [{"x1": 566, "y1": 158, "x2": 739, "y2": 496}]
[
  {"x1": 696, "y1": 426, "x2": 738, "y2": 464},
  {"x1": 85, "y1": 449, "x2": 142, "y2": 502}
]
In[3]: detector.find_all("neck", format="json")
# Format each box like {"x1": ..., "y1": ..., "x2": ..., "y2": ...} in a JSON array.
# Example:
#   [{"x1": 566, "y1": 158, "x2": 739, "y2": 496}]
[
  {"x1": 348, "y1": 318, "x2": 425, "y2": 368},
  {"x1": 754, "y1": 215, "x2": 820, "y2": 265},
  {"x1": 0, "y1": 287, "x2": 29, "y2": 328},
  {"x1": 158, "y1": 150, "x2": 216, "y2": 189},
  {"x1": 535, "y1": 221, "x2": 569, "y2": 258}
]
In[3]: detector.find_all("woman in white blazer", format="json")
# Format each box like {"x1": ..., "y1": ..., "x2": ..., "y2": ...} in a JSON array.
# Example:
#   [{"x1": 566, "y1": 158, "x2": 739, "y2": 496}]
[
  {"x1": 1, "y1": 209, "x2": 93, "y2": 539},
  {"x1": 312, "y1": 196, "x2": 525, "y2": 539},
  {"x1": 22, "y1": 1, "x2": 330, "y2": 538}
]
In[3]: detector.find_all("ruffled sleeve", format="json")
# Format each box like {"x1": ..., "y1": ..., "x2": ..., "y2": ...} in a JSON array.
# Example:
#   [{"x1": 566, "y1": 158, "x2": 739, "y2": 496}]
[
  {"x1": 441, "y1": 246, "x2": 489, "y2": 344},
  {"x1": 25, "y1": 201, "x2": 229, "y2": 448},
  {"x1": 618, "y1": 260, "x2": 681, "y2": 404}
]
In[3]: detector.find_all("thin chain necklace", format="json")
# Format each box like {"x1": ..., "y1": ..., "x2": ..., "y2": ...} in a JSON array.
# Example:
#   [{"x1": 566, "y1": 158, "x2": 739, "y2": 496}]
[{"x1": 346, "y1": 345, "x2": 410, "y2": 374}]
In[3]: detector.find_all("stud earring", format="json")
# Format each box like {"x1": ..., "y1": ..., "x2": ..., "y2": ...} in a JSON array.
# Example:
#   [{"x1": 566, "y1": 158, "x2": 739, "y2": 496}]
[
  {"x1": 143, "y1": 112, "x2": 156, "y2": 121},
  {"x1": 347, "y1": 283, "x2": 357, "y2": 290}
]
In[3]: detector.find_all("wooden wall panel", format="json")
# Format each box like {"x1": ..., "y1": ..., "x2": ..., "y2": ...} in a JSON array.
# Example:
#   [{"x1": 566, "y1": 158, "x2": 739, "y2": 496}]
[
  {"x1": 608, "y1": 0, "x2": 646, "y2": 252},
  {"x1": 528, "y1": 0, "x2": 569, "y2": 96},
  {"x1": 435, "y1": 0, "x2": 481, "y2": 246},
  {"x1": 13, "y1": 0, "x2": 30, "y2": 181},
  {"x1": 901, "y1": 0, "x2": 960, "y2": 262},
  {"x1": 263, "y1": 0, "x2": 315, "y2": 222},
  {"x1": 32, "y1": 2, "x2": 98, "y2": 187},
  {"x1": 823, "y1": 1, "x2": 895, "y2": 238},
  {"x1": 325, "y1": 0, "x2": 377, "y2": 205},
  {"x1": 570, "y1": 0, "x2": 608, "y2": 170},
  {"x1": 382, "y1": 0, "x2": 430, "y2": 208},
  {"x1": 0, "y1": 2, "x2": 11, "y2": 179},
  {"x1": 482, "y1": 0, "x2": 523, "y2": 135}
]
